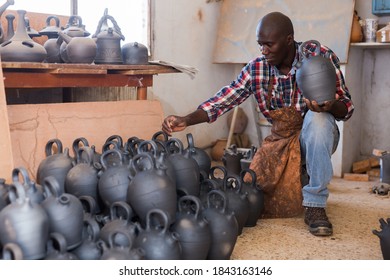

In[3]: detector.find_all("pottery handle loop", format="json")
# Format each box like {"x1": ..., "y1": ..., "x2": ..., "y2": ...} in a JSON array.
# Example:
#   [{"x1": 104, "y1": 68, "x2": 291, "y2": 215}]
[
  {"x1": 178, "y1": 195, "x2": 201, "y2": 219},
  {"x1": 210, "y1": 165, "x2": 227, "y2": 181},
  {"x1": 109, "y1": 201, "x2": 133, "y2": 222},
  {"x1": 186, "y1": 133, "x2": 196, "y2": 150},
  {"x1": 45, "y1": 15, "x2": 60, "y2": 28},
  {"x1": 207, "y1": 189, "x2": 227, "y2": 212},
  {"x1": 67, "y1": 15, "x2": 83, "y2": 28},
  {"x1": 2, "y1": 243, "x2": 23, "y2": 260},
  {"x1": 152, "y1": 130, "x2": 169, "y2": 142},
  {"x1": 76, "y1": 146, "x2": 94, "y2": 165},
  {"x1": 107, "y1": 230, "x2": 132, "y2": 249},
  {"x1": 83, "y1": 218, "x2": 101, "y2": 242},
  {"x1": 43, "y1": 176, "x2": 63, "y2": 198},
  {"x1": 100, "y1": 148, "x2": 123, "y2": 170},
  {"x1": 72, "y1": 137, "x2": 90, "y2": 157},
  {"x1": 12, "y1": 166, "x2": 31, "y2": 186},
  {"x1": 106, "y1": 15, "x2": 125, "y2": 40},
  {"x1": 79, "y1": 195, "x2": 98, "y2": 216},
  {"x1": 166, "y1": 138, "x2": 184, "y2": 155},
  {"x1": 154, "y1": 139, "x2": 168, "y2": 154},
  {"x1": 130, "y1": 152, "x2": 155, "y2": 173},
  {"x1": 145, "y1": 208, "x2": 169, "y2": 234},
  {"x1": 223, "y1": 174, "x2": 242, "y2": 194},
  {"x1": 49, "y1": 232, "x2": 68, "y2": 254},
  {"x1": 7, "y1": 181, "x2": 26, "y2": 203},
  {"x1": 45, "y1": 138, "x2": 63, "y2": 157},
  {"x1": 240, "y1": 169, "x2": 256, "y2": 187},
  {"x1": 200, "y1": 178, "x2": 219, "y2": 193},
  {"x1": 298, "y1": 40, "x2": 321, "y2": 61},
  {"x1": 105, "y1": 134, "x2": 123, "y2": 149},
  {"x1": 137, "y1": 140, "x2": 158, "y2": 158}
]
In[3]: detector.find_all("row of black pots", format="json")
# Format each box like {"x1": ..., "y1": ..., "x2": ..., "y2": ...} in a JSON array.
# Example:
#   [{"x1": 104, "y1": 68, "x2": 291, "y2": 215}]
[{"x1": 0, "y1": 132, "x2": 265, "y2": 260}]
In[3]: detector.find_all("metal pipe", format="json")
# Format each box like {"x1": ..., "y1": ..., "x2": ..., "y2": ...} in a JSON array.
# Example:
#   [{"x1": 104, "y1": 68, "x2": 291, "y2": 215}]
[{"x1": 70, "y1": 0, "x2": 78, "y2": 15}]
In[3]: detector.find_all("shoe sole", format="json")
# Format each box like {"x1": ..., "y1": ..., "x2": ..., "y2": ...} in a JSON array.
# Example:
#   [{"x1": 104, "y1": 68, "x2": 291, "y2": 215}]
[{"x1": 309, "y1": 226, "x2": 333, "y2": 236}]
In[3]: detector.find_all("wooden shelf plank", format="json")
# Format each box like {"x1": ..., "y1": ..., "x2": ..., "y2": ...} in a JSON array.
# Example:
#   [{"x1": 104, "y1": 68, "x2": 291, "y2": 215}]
[
  {"x1": 3, "y1": 72, "x2": 153, "y2": 88},
  {"x1": 350, "y1": 42, "x2": 390, "y2": 48}
]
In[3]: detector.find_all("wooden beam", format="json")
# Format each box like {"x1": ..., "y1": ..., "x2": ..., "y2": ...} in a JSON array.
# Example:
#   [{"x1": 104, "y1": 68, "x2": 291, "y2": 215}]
[
  {"x1": 0, "y1": 60, "x2": 14, "y2": 182},
  {"x1": 3, "y1": 72, "x2": 153, "y2": 88}
]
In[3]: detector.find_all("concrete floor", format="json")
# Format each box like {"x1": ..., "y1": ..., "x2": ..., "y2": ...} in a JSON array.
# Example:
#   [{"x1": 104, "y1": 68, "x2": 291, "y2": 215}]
[{"x1": 230, "y1": 177, "x2": 390, "y2": 260}]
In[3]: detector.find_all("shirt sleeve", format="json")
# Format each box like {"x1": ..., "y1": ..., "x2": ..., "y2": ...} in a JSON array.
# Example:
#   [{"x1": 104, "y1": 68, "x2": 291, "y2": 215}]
[
  {"x1": 322, "y1": 46, "x2": 354, "y2": 121},
  {"x1": 197, "y1": 63, "x2": 253, "y2": 123}
]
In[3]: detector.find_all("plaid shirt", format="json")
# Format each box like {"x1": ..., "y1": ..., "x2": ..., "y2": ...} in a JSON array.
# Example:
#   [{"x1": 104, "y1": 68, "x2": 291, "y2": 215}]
[{"x1": 198, "y1": 41, "x2": 354, "y2": 123}]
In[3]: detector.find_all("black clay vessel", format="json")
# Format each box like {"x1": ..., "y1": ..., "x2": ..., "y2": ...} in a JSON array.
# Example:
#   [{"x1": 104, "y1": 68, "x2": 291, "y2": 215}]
[
  {"x1": 296, "y1": 40, "x2": 336, "y2": 105},
  {"x1": 373, "y1": 217, "x2": 390, "y2": 260}
]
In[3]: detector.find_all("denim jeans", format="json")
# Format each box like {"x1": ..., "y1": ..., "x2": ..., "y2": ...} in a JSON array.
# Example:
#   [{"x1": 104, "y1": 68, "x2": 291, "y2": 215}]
[{"x1": 299, "y1": 110, "x2": 339, "y2": 208}]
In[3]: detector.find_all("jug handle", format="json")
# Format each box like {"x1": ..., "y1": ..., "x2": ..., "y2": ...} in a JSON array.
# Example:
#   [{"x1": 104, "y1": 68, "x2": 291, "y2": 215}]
[
  {"x1": 145, "y1": 208, "x2": 169, "y2": 234},
  {"x1": 2, "y1": 243, "x2": 23, "y2": 260},
  {"x1": 206, "y1": 189, "x2": 227, "y2": 212},
  {"x1": 240, "y1": 169, "x2": 257, "y2": 187},
  {"x1": 67, "y1": 15, "x2": 83, "y2": 28},
  {"x1": 72, "y1": 137, "x2": 90, "y2": 157},
  {"x1": 109, "y1": 201, "x2": 134, "y2": 222},
  {"x1": 45, "y1": 138, "x2": 63, "y2": 156},
  {"x1": 42, "y1": 176, "x2": 63, "y2": 198},
  {"x1": 12, "y1": 166, "x2": 31, "y2": 187},
  {"x1": 100, "y1": 148, "x2": 123, "y2": 170},
  {"x1": 76, "y1": 146, "x2": 94, "y2": 165},
  {"x1": 79, "y1": 195, "x2": 98, "y2": 216},
  {"x1": 166, "y1": 138, "x2": 184, "y2": 155},
  {"x1": 186, "y1": 133, "x2": 196, "y2": 150},
  {"x1": 178, "y1": 195, "x2": 202, "y2": 219},
  {"x1": 151, "y1": 130, "x2": 169, "y2": 143},
  {"x1": 136, "y1": 140, "x2": 159, "y2": 158},
  {"x1": 92, "y1": 14, "x2": 125, "y2": 40},
  {"x1": 7, "y1": 181, "x2": 26, "y2": 203},
  {"x1": 210, "y1": 165, "x2": 228, "y2": 181},
  {"x1": 298, "y1": 40, "x2": 321, "y2": 61},
  {"x1": 45, "y1": 15, "x2": 60, "y2": 28},
  {"x1": 223, "y1": 174, "x2": 243, "y2": 194}
]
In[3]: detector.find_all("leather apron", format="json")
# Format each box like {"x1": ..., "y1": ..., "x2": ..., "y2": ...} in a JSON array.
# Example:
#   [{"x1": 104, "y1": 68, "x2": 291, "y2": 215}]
[{"x1": 248, "y1": 78, "x2": 304, "y2": 218}]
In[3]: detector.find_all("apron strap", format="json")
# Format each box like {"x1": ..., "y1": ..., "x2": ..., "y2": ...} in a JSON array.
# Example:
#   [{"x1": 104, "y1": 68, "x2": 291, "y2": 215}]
[{"x1": 266, "y1": 75, "x2": 273, "y2": 109}]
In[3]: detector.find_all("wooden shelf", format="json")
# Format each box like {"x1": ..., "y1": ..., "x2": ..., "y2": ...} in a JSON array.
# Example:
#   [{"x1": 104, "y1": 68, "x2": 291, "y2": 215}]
[{"x1": 350, "y1": 42, "x2": 390, "y2": 49}]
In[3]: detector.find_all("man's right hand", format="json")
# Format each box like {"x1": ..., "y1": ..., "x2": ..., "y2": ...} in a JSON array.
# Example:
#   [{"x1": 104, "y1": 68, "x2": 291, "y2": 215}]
[{"x1": 162, "y1": 115, "x2": 187, "y2": 136}]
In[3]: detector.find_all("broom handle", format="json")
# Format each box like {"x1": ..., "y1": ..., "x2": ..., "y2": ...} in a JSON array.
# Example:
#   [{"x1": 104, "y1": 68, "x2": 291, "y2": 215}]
[{"x1": 226, "y1": 106, "x2": 239, "y2": 149}]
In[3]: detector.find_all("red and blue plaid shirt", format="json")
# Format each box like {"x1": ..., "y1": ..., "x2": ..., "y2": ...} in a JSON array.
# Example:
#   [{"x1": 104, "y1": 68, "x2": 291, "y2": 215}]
[{"x1": 198, "y1": 41, "x2": 354, "y2": 123}]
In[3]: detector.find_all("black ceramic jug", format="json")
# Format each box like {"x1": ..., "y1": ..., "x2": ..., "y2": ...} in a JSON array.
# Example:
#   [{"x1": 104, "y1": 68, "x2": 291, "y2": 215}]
[
  {"x1": 373, "y1": 217, "x2": 390, "y2": 260},
  {"x1": 296, "y1": 40, "x2": 336, "y2": 105}
]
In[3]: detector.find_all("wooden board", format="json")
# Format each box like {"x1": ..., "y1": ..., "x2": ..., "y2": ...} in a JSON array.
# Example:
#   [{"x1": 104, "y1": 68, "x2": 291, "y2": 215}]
[
  {"x1": 0, "y1": 59, "x2": 13, "y2": 182},
  {"x1": 7, "y1": 100, "x2": 164, "y2": 180},
  {"x1": 213, "y1": 0, "x2": 355, "y2": 64}
]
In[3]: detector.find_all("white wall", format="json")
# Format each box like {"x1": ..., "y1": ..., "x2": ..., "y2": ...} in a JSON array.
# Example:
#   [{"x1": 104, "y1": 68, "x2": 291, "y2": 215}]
[{"x1": 344, "y1": 0, "x2": 390, "y2": 164}]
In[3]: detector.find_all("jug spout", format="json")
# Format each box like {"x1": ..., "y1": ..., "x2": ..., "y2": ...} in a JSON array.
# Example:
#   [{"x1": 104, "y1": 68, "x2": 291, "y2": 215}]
[{"x1": 58, "y1": 30, "x2": 72, "y2": 44}]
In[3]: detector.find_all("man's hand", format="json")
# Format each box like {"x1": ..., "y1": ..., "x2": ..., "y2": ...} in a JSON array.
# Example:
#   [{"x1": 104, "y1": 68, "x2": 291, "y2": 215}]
[
  {"x1": 304, "y1": 93, "x2": 342, "y2": 114},
  {"x1": 162, "y1": 115, "x2": 187, "y2": 136}
]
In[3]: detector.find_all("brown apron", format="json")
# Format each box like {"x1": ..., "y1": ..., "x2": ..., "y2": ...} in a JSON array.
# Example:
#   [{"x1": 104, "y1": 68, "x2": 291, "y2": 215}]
[{"x1": 248, "y1": 79, "x2": 304, "y2": 218}]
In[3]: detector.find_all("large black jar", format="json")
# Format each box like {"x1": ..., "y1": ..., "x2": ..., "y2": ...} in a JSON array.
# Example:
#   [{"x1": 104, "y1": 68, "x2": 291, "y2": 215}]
[
  {"x1": 127, "y1": 152, "x2": 176, "y2": 226},
  {"x1": 295, "y1": 40, "x2": 336, "y2": 105}
]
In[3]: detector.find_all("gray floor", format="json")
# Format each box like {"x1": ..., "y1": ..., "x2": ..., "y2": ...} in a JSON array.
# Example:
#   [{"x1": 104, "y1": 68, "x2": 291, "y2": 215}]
[{"x1": 230, "y1": 177, "x2": 390, "y2": 260}]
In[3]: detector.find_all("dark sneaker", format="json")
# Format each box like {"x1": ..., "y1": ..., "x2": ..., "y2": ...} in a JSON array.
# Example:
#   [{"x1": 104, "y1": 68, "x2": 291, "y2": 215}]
[{"x1": 304, "y1": 207, "x2": 333, "y2": 236}]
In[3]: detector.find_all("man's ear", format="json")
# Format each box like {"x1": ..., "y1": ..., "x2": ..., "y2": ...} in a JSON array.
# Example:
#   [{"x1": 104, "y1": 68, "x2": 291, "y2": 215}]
[{"x1": 286, "y1": 34, "x2": 294, "y2": 45}]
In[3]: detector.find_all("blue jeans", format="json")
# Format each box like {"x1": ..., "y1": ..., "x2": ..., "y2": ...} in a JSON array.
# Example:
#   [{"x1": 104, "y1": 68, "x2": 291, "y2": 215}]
[{"x1": 299, "y1": 111, "x2": 339, "y2": 208}]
